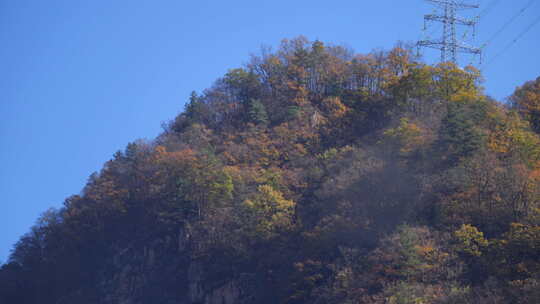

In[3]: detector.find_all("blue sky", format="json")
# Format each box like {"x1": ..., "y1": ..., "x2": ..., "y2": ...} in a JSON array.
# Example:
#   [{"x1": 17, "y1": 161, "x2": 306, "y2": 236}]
[{"x1": 1, "y1": 0, "x2": 539, "y2": 262}]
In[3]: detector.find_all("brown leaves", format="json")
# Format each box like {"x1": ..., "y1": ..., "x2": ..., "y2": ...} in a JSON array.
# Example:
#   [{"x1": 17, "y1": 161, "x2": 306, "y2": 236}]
[{"x1": 511, "y1": 77, "x2": 540, "y2": 133}]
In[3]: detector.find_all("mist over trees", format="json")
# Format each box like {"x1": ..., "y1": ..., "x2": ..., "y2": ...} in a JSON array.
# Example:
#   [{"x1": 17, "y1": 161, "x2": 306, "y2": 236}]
[{"x1": 1, "y1": 37, "x2": 539, "y2": 304}]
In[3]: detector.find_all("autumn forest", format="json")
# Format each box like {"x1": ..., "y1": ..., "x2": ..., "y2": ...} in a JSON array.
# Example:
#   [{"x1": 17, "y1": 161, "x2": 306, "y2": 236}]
[{"x1": 1, "y1": 37, "x2": 540, "y2": 303}]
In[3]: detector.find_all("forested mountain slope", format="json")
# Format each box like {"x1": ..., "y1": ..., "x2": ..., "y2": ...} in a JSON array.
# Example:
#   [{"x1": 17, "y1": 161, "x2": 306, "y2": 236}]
[{"x1": 1, "y1": 37, "x2": 540, "y2": 304}]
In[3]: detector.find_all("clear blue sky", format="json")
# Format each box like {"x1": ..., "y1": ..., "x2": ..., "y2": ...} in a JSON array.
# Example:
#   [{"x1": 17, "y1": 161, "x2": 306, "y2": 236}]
[{"x1": 1, "y1": 0, "x2": 539, "y2": 262}]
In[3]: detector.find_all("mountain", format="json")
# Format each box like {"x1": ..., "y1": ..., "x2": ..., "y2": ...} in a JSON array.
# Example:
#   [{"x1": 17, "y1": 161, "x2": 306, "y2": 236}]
[{"x1": 1, "y1": 37, "x2": 539, "y2": 304}]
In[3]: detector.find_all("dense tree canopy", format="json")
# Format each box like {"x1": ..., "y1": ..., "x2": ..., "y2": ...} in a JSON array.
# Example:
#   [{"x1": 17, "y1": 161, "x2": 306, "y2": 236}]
[
  {"x1": 1, "y1": 37, "x2": 539, "y2": 304},
  {"x1": 510, "y1": 76, "x2": 540, "y2": 134}
]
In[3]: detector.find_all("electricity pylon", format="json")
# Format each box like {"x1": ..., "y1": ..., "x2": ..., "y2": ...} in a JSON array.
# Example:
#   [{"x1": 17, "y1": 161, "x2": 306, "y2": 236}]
[{"x1": 417, "y1": 0, "x2": 482, "y2": 65}]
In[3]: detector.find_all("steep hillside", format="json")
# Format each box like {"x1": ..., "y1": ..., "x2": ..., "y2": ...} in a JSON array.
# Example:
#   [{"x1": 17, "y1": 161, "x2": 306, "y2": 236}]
[{"x1": 1, "y1": 37, "x2": 540, "y2": 304}]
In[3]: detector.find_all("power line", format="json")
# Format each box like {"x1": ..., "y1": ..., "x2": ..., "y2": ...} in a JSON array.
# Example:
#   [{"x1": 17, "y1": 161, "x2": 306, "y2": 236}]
[
  {"x1": 417, "y1": 0, "x2": 481, "y2": 64},
  {"x1": 485, "y1": 14, "x2": 540, "y2": 67},
  {"x1": 459, "y1": 0, "x2": 499, "y2": 45},
  {"x1": 480, "y1": 0, "x2": 536, "y2": 49},
  {"x1": 423, "y1": 0, "x2": 492, "y2": 50},
  {"x1": 478, "y1": 0, "x2": 500, "y2": 18}
]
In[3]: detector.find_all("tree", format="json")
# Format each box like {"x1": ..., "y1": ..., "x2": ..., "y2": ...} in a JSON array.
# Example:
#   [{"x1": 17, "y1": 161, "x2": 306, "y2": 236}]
[
  {"x1": 247, "y1": 98, "x2": 269, "y2": 125},
  {"x1": 436, "y1": 101, "x2": 485, "y2": 165},
  {"x1": 453, "y1": 224, "x2": 488, "y2": 258},
  {"x1": 510, "y1": 77, "x2": 540, "y2": 133},
  {"x1": 242, "y1": 185, "x2": 296, "y2": 239}
]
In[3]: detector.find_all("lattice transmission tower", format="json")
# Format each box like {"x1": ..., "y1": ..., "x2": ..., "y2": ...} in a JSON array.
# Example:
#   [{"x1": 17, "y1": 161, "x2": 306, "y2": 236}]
[{"x1": 417, "y1": 0, "x2": 482, "y2": 65}]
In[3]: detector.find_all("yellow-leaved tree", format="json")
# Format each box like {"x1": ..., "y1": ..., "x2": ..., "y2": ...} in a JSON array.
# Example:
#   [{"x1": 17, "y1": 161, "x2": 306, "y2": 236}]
[{"x1": 243, "y1": 184, "x2": 296, "y2": 239}]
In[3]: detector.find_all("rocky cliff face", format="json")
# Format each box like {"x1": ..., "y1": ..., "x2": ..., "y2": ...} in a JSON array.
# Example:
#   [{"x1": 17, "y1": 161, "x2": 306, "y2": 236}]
[
  {"x1": 99, "y1": 227, "x2": 253, "y2": 304},
  {"x1": 188, "y1": 262, "x2": 246, "y2": 304}
]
